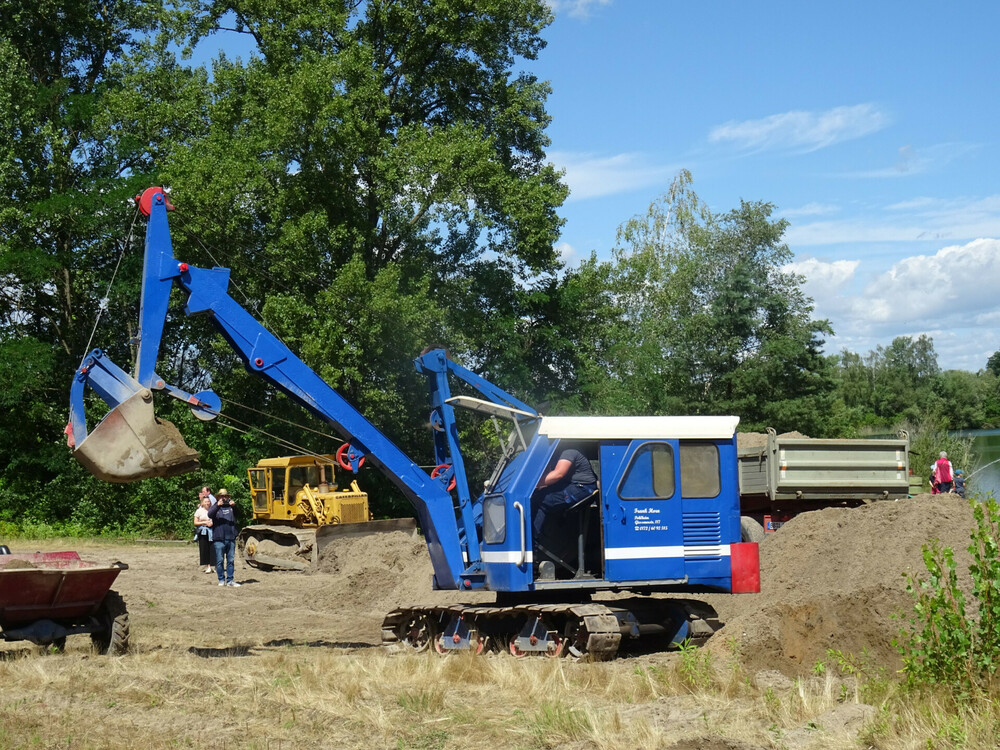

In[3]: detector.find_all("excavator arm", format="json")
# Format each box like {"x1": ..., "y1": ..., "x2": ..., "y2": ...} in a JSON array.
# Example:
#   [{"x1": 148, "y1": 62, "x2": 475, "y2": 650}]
[
  {"x1": 414, "y1": 350, "x2": 541, "y2": 561},
  {"x1": 68, "y1": 188, "x2": 475, "y2": 591}
]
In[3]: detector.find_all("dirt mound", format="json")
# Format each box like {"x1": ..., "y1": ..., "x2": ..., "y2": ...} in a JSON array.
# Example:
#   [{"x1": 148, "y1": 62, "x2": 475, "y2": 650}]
[
  {"x1": 310, "y1": 530, "x2": 491, "y2": 621},
  {"x1": 707, "y1": 493, "x2": 977, "y2": 676}
]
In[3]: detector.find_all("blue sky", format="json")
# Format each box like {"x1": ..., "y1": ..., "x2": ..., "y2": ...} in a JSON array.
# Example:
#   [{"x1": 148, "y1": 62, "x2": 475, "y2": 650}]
[
  {"x1": 190, "y1": 1, "x2": 999, "y2": 371},
  {"x1": 540, "y1": 0, "x2": 1000, "y2": 372}
]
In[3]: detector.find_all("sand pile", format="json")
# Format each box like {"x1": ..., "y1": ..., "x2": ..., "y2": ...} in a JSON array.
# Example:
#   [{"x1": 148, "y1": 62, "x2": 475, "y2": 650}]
[
  {"x1": 707, "y1": 493, "x2": 978, "y2": 675},
  {"x1": 310, "y1": 530, "x2": 491, "y2": 623},
  {"x1": 736, "y1": 430, "x2": 808, "y2": 450}
]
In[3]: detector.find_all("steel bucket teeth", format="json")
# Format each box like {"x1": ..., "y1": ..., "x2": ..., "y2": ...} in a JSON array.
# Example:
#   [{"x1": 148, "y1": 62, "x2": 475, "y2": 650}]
[{"x1": 73, "y1": 389, "x2": 200, "y2": 482}]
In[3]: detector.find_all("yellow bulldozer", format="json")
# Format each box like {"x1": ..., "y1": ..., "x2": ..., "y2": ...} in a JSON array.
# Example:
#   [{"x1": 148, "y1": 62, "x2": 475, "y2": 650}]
[{"x1": 237, "y1": 454, "x2": 417, "y2": 571}]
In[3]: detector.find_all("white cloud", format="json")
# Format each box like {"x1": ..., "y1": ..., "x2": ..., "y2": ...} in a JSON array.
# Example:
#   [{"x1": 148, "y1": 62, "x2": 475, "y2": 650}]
[
  {"x1": 886, "y1": 197, "x2": 937, "y2": 211},
  {"x1": 546, "y1": 0, "x2": 612, "y2": 19},
  {"x1": 785, "y1": 257, "x2": 858, "y2": 290},
  {"x1": 781, "y1": 202, "x2": 840, "y2": 218},
  {"x1": 786, "y1": 219, "x2": 929, "y2": 246},
  {"x1": 838, "y1": 142, "x2": 979, "y2": 179},
  {"x1": 708, "y1": 104, "x2": 889, "y2": 154},
  {"x1": 859, "y1": 239, "x2": 1000, "y2": 324},
  {"x1": 798, "y1": 239, "x2": 1000, "y2": 369},
  {"x1": 787, "y1": 194, "x2": 1000, "y2": 246},
  {"x1": 548, "y1": 151, "x2": 679, "y2": 202},
  {"x1": 555, "y1": 241, "x2": 576, "y2": 262}
]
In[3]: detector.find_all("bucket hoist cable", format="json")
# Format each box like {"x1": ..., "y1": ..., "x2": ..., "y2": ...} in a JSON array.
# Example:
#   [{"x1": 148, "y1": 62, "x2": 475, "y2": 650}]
[{"x1": 78, "y1": 203, "x2": 142, "y2": 366}]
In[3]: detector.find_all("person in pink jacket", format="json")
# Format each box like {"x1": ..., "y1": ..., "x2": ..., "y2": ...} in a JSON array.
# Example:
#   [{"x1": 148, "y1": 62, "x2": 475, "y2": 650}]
[{"x1": 934, "y1": 452, "x2": 955, "y2": 494}]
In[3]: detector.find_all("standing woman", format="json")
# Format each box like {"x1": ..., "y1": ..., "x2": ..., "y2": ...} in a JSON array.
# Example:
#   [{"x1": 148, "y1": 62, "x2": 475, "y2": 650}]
[{"x1": 194, "y1": 496, "x2": 214, "y2": 573}]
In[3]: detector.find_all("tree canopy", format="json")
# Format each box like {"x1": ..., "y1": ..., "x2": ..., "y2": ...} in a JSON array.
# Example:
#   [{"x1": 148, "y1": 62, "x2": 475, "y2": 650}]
[
  {"x1": 1, "y1": 1, "x2": 996, "y2": 536},
  {"x1": 565, "y1": 171, "x2": 837, "y2": 434}
]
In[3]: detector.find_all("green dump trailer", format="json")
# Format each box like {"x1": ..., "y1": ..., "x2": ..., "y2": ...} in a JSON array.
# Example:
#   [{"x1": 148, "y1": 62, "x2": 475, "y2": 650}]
[{"x1": 738, "y1": 428, "x2": 911, "y2": 540}]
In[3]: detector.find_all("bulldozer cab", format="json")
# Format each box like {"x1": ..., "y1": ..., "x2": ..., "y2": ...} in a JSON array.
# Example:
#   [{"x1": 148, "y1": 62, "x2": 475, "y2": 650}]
[
  {"x1": 287, "y1": 463, "x2": 335, "y2": 502},
  {"x1": 247, "y1": 455, "x2": 347, "y2": 524}
]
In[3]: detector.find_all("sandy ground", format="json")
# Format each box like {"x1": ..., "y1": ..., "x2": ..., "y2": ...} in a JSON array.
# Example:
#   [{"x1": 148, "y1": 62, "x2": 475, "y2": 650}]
[{"x1": 9, "y1": 491, "x2": 975, "y2": 679}]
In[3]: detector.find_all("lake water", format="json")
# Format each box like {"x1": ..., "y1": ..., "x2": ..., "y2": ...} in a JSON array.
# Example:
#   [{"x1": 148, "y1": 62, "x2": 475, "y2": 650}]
[{"x1": 966, "y1": 430, "x2": 1000, "y2": 500}]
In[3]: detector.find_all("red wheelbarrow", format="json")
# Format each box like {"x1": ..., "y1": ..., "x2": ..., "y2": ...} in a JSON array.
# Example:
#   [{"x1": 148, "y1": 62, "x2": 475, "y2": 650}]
[{"x1": 0, "y1": 550, "x2": 128, "y2": 654}]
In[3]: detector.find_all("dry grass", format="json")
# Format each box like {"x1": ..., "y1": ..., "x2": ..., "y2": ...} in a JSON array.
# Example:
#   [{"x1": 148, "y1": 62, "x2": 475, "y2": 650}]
[
  {"x1": 3, "y1": 539, "x2": 997, "y2": 749},
  {"x1": 0, "y1": 635, "x2": 873, "y2": 750},
  {"x1": 2, "y1": 630, "x2": 999, "y2": 748}
]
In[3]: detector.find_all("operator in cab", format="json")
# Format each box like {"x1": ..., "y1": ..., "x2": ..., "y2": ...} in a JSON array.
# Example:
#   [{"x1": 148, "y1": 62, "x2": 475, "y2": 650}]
[{"x1": 532, "y1": 446, "x2": 598, "y2": 566}]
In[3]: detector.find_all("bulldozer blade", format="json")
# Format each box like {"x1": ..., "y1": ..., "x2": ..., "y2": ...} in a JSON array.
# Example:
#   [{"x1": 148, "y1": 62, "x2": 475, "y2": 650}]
[
  {"x1": 315, "y1": 517, "x2": 418, "y2": 554},
  {"x1": 73, "y1": 389, "x2": 200, "y2": 482}
]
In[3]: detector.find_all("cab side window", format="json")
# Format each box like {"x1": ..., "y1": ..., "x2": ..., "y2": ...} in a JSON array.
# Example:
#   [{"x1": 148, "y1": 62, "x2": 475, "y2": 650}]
[
  {"x1": 618, "y1": 443, "x2": 675, "y2": 500},
  {"x1": 679, "y1": 442, "x2": 721, "y2": 498}
]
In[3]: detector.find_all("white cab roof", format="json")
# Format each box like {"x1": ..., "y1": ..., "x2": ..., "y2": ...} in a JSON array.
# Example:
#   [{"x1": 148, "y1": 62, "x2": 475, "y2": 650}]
[
  {"x1": 445, "y1": 396, "x2": 537, "y2": 420},
  {"x1": 536, "y1": 415, "x2": 740, "y2": 440}
]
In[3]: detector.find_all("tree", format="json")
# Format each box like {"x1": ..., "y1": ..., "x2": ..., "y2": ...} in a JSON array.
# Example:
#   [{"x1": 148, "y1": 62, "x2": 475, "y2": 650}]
[
  {"x1": 0, "y1": 0, "x2": 568, "y2": 530},
  {"x1": 868, "y1": 335, "x2": 942, "y2": 422},
  {"x1": 570, "y1": 171, "x2": 836, "y2": 434},
  {"x1": 987, "y1": 350, "x2": 1000, "y2": 378}
]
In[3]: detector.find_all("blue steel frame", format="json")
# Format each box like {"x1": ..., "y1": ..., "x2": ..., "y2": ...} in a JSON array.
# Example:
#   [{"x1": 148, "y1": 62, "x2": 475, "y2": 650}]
[{"x1": 414, "y1": 349, "x2": 541, "y2": 568}]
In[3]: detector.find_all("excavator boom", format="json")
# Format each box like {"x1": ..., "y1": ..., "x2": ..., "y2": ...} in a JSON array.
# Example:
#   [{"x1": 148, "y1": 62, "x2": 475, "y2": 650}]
[{"x1": 68, "y1": 188, "x2": 472, "y2": 591}]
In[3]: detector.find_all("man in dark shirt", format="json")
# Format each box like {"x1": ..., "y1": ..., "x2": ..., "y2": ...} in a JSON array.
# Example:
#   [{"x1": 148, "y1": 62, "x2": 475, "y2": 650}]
[
  {"x1": 533, "y1": 447, "x2": 598, "y2": 566},
  {"x1": 207, "y1": 488, "x2": 241, "y2": 587}
]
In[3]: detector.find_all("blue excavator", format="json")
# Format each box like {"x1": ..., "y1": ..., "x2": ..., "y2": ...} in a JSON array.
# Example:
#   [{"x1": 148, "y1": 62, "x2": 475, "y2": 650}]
[{"x1": 68, "y1": 187, "x2": 759, "y2": 658}]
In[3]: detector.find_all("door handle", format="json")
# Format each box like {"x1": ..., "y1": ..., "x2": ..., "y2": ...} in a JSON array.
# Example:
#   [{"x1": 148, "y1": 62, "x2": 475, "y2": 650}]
[{"x1": 513, "y1": 501, "x2": 526, "y2": 566}]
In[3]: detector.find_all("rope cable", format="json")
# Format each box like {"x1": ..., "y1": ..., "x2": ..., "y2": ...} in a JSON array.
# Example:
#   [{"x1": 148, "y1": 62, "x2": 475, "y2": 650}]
[
  {"x1": 209, "y1": 414, "x2": 440, "y2": 471},
  {"x1": 207, "y1": 408, "x2": 337, "y2": 464},
  {"x1": 80, "y1": 203, "x2": 141, "y2": 365},
  {"x1": 216, "y1": 421, "x2": 333, "y2": 463},
  {"x1": 221, "y1": 397, "x2": 346, "y2": 442}
]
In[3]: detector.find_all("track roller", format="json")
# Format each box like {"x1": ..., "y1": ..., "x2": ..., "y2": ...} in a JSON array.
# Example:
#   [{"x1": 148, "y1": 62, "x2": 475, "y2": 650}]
[{"x1": 509, "y1": 615, "x2": 563, "y2": 658}]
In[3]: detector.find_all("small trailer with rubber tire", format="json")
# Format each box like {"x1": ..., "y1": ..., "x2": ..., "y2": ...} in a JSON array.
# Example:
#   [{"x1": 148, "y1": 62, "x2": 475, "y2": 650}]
[
  {"x1": 738, "y1": 428, "x2": 910, "y2": 540},
  {"x1": 0, "y1": 550, "x2": 129, "y2": 654}
]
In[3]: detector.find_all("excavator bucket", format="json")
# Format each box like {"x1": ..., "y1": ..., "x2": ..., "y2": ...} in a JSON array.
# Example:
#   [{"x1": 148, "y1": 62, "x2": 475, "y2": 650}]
[{"x1": 73, "y1": 390, "x2": 200, "y2": 483}]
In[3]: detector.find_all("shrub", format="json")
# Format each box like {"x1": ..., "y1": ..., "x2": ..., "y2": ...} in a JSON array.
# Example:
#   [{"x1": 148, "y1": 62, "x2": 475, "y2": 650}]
[{"x1": 896, "y1": 497, "x2": 1000, "y2": 694}]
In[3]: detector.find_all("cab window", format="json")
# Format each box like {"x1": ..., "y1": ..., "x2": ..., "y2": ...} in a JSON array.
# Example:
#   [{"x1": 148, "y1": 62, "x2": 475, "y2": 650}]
[
  {"x1": 618, "y1": 443, "x2": 675, "y2": 500},
  {"x1": 288, "y1": 465, "x2": 323, "y2": 503},
  {"x1": 679, "y1": 442, "x2": 721, "y2": 498}
]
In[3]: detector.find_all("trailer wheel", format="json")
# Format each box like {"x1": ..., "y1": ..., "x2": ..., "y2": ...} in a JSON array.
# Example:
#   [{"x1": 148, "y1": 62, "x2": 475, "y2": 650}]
[
  {"x1": 91, "y1": 590, "x2": 129, "y2": 655},
  {"x1": 740, "y1": 516, "x2": 765, "y2": 544}
]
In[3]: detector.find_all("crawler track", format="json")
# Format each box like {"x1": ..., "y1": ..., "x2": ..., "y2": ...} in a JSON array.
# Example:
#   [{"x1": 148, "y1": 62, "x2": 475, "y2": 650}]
[
  {"x1": 381, "y1": 598, "x2": 719, "y2": 660},
  {"x1": 238, "y1": 525, "x2": 316, "y2": 571}
]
